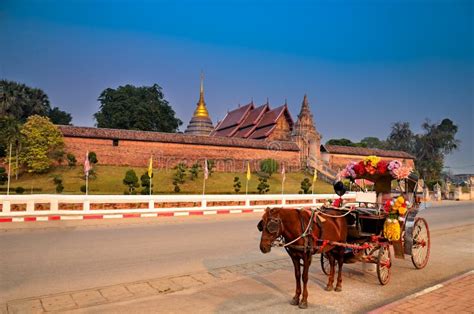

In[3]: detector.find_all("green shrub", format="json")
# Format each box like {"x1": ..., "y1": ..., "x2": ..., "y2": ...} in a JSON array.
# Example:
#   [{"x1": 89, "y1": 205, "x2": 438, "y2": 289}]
[
  {"x1": 233, "y1": 176, "x2": 241, "y2": 193},
  {"x1": 257, "y1": 177, "x2": 270, "y2": 194},
  {"x1": 260, "y1": 159, "x2": 278, "y2": 177},
  {"x1": 66, "y1": 153, "x2": 77, "y2": 167},
  {"x1": 123, "y1": 169, "x2": 139, "y2": 193},
  {"x1": 189, "y1": 163, "x2": 200, "y2": 180},
  {"x1": 300, "y1": 178, "x2": 312, "y2": 194},
  {"x1": 80, "y1": 185, "x2": 87, "y2": 193},
  {"x1": 15, "y1": 186, "x2": 25, "y2": 194},
  {"x1": 88, "y1": 151, "x2": 98, "y2": 164}
]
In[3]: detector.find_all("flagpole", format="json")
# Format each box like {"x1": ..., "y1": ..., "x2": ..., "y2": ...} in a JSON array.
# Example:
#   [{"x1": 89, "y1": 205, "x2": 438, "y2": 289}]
[
  {"x1": 202, "y1": 177, "x2": 206, "y2": 195},
  {"x1": 245, "y1": 179, "x2": 249, "y2": 195},
  {"x1": 150, "y1": 177, "x2": 152, "y2": 196},
  {"x1": 7, "y1": 142, "x2": 12, "y2": 195},
  {"x1": 86, "y1": 174, "x2": 89, "y2": 195}
]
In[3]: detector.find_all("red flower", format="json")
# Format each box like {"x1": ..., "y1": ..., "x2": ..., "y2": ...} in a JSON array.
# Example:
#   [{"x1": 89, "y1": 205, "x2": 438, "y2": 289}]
[
  {"x1": 383, "y1": 200, "x2": 391, "y2": 212},
  {"x1": 377, "y1": 160, "x2": 388, "y2": 174},
  {"x1": 354, "y1": 161, "x2": 366, "y2": 175},
  {"x1": 365, "y1": 161, "x2": 377, "y2": 175}
]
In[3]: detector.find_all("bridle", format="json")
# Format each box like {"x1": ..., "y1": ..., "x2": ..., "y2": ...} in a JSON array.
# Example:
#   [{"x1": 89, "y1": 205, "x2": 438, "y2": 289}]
[{"x1": 263, "y1": 208, "x2": 316, "y2": 249}]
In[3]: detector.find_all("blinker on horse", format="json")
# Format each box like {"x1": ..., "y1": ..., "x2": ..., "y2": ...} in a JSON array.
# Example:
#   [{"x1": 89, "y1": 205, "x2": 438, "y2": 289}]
[{"x1": 257, "y1": 205, "x2": 348, "y2": 309}]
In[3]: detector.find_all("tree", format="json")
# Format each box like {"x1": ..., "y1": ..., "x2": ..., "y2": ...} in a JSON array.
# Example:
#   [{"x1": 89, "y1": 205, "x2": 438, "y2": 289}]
[
  {"x1": 189, "y1": 162, "x2": 200, "y2": 180},
  {"x1": 53, "y1": 175, "x2": 64, "y2": 194},
  {"x1": 48, "y1": 107, "x2": 72, "y2": 125},
  {"x1": 260, "y1": 159, "x2": 279, "y2": 177},
  {"x1": 67, "y1": 153, "x2": 77, "y2": 167},
  {"x1": 385, "y1": 119, "x2": 460, "y2": 182},
  {"x1": 207, "y1": 160, "x2": 215, "y2": 177},
  {"x1": 172, "y1": 163, "x2": 187, "y2": 193},
  {"x1": 140, "y1": 172, "x2": 153, "y2": 194},
  {"x1": 0, "y1": 167, "x2": 7, "y2": 185},
  {"x1": 123, "y1": 169, "x2": 139, "y2": 194},
  {"x1": 414, "y1": 119, "x2": 460, "y2": 181},
  {"x1": 88, "y1": 151, "x2": 98, "y2": 165},
  {"x1": 233, "y1": 176, "x2": 241, "y2": 193},
  {"x1": 257, "y1": 177, "x2": 270, "y2": 194},
  {"x1": 0, "y1": 116, "x2": 23, "y2": 178},
  {"x1": 0, "y1": 80, "x2": 71, "y2": 123},
  {"x1": 326, "y1": 138, "x2": 357, "y2": 147},
  {"x1": 300, "y1": 178, "x2": 312, "y2": 194},
  {"x1": 94, "y1": 84, "x2": 182, "y2": 132},
  {"x1": 360, "y1": 137, "x2": 387, "y2": 149},
  {"x1": 386, "y1": 122, "x2": 415, "y2": 154},
  {"x1": 19, "y1": 115, "x2": 64, "y2": 173}
]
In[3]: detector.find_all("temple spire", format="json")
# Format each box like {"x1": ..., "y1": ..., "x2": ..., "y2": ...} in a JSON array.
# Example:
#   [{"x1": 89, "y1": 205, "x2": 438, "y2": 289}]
[{"x1": 185, "y1": 72, "x2": 214, "y2": 136}]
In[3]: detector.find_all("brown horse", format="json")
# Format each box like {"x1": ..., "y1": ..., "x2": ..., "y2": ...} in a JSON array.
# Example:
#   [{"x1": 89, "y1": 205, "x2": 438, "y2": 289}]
[{"x1": 257, "y1": 207, "x2": 348, "y2": 309}]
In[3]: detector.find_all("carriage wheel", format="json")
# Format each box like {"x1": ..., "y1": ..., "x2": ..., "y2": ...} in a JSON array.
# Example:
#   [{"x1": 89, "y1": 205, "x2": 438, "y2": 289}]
[
  {"x1": 411, "y1": 217, "x2": 431, "y2": 269},
  {"x1": 320, "y1": 253, "x2": 330, "y2": 276},
  {"x1": 376, "y1": 245, "x2": 391, "y2": 285}
]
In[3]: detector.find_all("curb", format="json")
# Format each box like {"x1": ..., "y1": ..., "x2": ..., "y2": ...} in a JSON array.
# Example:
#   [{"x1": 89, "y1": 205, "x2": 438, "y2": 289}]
[
  {"x1": 0, "y1": 208, "x2": 263, "y2": 223},
  {"x1": 368, "y1": 270, "x2": 474, "y2": 314}
]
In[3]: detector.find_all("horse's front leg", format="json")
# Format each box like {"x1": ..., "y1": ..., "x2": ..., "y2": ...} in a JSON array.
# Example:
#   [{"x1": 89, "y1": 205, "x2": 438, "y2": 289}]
[
  {"x1": 299, "y1": 253, "x2": 312, "y2": 309},
  {"x1": 335, "y1": 248, "x2": 344, "y2": 292},
  {"x1": 290, "y1": 255, "x2": 302, "y2": 306},
  {"x1": 325, "y1": 252, "x2": 336, "y2": 291}
]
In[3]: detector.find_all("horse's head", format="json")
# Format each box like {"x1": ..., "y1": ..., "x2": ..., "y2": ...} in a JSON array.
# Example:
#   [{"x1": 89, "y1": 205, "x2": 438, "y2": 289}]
[{"x1": 257, "y1": 207, "x2": 284, "y2": 254}]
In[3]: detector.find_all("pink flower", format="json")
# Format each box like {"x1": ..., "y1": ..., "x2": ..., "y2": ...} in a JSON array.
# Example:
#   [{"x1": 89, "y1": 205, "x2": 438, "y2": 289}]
[
  {"x1": 392, "y1": 166, "x2": 412, "y2": 179},
  {"x1": 388, "y1": 160, "x2": 402, "y2": 171}
]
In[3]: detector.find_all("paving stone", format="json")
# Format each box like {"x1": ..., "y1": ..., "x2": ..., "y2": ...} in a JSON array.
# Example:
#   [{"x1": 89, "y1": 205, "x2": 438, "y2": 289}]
[
  {"x1": 99, "y1": 285, "x2": 133, "y2": 301},
  {"x1": 170, "y1": 275, "x2": 204, "y2": 288},
  {"x1": 209, "y1": 269, "x2": 239, "y2": 280},
  {"x1": 149, "y1": 278, "x2": 184, "y2": 293},
  {"x1": 126, "y1": 282, "x2": 156, "y2": 296},
  {"x1": 7, "y1": 299, "x2": 43, "y2": 314},
  {"x1": 41, "y1": 294, "x2": 76, "y2": 312},
  {"x1": 71, "y1": 290, "x2": 106, "y2": 307},
  {"x1": 0, "y1": 304, "x2": 6, "y2": 314},
  {"x1": 191, "y1": 272, "x2": 219, "y2": 284}
]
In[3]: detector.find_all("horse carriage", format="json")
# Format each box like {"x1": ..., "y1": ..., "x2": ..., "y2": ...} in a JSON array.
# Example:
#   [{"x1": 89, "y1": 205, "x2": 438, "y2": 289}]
[
  {"x1": 319, "y1": 159, "x2": 431, "y2": 285},
  {"x1": 257, "y1": 156, "x2": 430, "y2": 308}
]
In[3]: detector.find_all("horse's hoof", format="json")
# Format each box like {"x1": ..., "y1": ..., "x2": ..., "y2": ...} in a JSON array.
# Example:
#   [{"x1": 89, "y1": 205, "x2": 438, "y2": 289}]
[
  {"x1": 290, "y1": 298, "x2": 299, "y2": 306},
  {"x1": 335, "y1": 286, "x2": 342, "y2": 292},
  {"x1": 325, "y1": 286, "x2": 333, "y2": 291},
  {"x1": 298, "y1": 301, "x2": 308, "y2": 309}
]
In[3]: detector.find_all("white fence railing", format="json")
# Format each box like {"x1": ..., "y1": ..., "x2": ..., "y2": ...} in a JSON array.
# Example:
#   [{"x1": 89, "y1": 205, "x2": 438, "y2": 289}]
[{"x1": 0, "y1": 193, "x2": 356, "y2": 217}]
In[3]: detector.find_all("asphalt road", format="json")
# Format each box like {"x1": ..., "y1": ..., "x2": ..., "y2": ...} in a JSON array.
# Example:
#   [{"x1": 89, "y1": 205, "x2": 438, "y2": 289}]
[{"x1": 0, "y1": 201, "x2": 472, "y2": 303}]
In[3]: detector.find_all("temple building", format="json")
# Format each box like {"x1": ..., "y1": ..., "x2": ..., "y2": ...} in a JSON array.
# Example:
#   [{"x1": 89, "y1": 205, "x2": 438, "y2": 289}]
[
  {"x1": 184, "y1": 75, "x2": 214, "y2": 136},
  {"x1": 55, "y1": 76, "x2": 414, "y2": 177}
]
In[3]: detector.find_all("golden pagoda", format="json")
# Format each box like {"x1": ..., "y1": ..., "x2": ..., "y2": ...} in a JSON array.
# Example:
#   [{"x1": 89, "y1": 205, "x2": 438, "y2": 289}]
[{"x1": 184, "y1": 73, "x2": 214, "y2": 136}]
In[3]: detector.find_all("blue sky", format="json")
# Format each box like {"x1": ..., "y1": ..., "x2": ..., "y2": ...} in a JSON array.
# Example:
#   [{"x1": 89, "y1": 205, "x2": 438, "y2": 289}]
[{"x1": 1, "y1": 0, "x2": 472, "y2": 173}]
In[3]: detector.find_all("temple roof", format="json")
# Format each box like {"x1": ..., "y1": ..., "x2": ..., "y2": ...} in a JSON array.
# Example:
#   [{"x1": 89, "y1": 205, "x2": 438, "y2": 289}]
[
  {"x1": 320, "y1": 144, "x2": 415, "y2": 159},
  {"x1": 211, "y1": 102, "x2": 254, "y2": 137},
  {"x1": 211, "y1": 102, "x2": 293, "y2": 140}
]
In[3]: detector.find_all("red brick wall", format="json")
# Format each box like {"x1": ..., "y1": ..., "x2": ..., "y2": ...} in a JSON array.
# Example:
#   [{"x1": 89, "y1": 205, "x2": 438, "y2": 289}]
[{"x1": 63, "y1": 136, "x2": 301, "y2": 172}]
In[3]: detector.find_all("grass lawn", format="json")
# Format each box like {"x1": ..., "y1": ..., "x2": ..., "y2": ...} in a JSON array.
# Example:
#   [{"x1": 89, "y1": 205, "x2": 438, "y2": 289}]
[{"x1": 2, "y1": 165, "x2": 333, "y2": 195}]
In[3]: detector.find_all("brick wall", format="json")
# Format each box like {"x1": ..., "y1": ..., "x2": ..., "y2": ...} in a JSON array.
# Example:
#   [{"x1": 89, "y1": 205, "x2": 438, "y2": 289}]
[{"x1": 63, "y1": 136, "x2": 301, "y2": 172}]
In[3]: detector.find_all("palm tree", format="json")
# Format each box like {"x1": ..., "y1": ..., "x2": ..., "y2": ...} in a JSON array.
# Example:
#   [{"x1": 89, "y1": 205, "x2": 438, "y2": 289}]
[{"x1": 0, "y1": 116, "x2": 22, "y2": 179}]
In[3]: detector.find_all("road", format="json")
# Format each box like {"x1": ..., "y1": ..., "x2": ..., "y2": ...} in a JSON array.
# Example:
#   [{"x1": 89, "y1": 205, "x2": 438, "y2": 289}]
[{"x1": 0, "y1": 201, "x2": 473, "y2": 308}]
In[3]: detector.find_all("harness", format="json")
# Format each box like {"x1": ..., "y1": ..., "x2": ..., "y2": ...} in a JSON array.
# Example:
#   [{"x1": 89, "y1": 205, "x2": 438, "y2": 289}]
[{"x1": 272, "y1": 208, "x2": 330, "y2": 254}]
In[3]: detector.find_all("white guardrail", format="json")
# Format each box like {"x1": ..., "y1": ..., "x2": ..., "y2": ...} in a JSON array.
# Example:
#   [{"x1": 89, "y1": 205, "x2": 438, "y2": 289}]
[{"x1": 0, "y1": 193, "x2": 356, "y2": 217}]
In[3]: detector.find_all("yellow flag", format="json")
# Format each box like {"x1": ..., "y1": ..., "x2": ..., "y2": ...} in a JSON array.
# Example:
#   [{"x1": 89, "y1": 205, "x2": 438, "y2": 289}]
[
  {"x1": 313, "y1": 169, "x2": 317, "y2": 182},
  {"x1": 147, "y1": 156, "x2": 153, "y2": 178},
  {"x1": 246, "y1": 162, "x2": 251, "y2": 181}
]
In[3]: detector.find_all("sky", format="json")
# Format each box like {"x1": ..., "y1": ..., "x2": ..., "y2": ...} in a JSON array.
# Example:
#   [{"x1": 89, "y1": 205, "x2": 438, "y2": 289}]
[{"x1": 1, "y1": 0, "x2": 473, "y2": 173}]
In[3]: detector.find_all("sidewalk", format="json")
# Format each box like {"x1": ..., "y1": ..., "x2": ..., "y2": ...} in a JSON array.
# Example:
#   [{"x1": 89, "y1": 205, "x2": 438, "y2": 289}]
[{"x1": 371, "y1": 271, "x2": 474, "y2": 314}]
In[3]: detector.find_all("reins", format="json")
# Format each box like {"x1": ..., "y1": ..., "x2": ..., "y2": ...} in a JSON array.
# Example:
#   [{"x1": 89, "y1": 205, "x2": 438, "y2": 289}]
[
  {"x1": 314, "y1": 206, "x2": 354, "y2": 218},
  {"x1": 273, "y1": 208, "x2": 316, "y2": 248}
]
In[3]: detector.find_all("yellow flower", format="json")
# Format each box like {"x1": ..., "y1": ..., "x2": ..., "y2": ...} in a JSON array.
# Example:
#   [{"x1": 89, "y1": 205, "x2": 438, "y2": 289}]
[
  {"x1": 398, "y1": 205, "x2": 407, "y2": 216},
  {"x1": 384, "y1": 219, "x2": 401, "y2": 241},
  {"x1": 396, "y1": 196, "x2": 405, "y2": 204},
  {"x1": 364, "y1": 155, "x2": 380, "y2": 167}
]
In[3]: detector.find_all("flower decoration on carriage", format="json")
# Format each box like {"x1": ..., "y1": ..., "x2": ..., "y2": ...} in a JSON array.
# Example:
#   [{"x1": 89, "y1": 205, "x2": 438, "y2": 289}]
[
  {"x1": 338, "y1": 157, "x2": 413, "y2": 180},
  {"x1": 383, "y1": 196, "x2": 410, "y2": 241}
]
